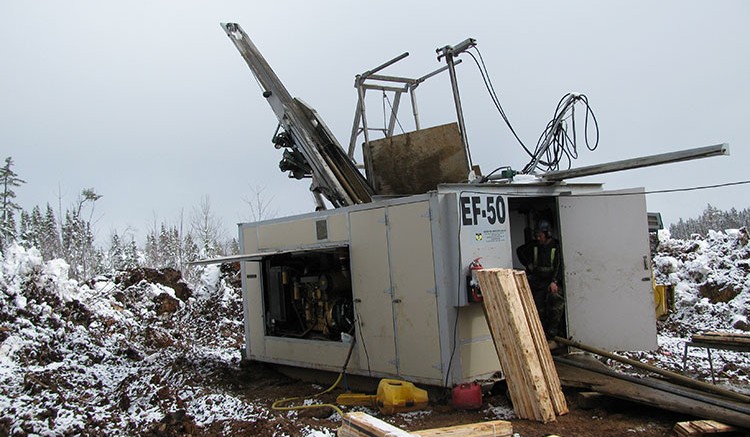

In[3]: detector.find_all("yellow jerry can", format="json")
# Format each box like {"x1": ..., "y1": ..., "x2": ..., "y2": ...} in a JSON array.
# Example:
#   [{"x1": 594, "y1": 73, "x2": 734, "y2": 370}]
[{"x1": 375, "y1": 379, "x2": 428, "y2": 415}]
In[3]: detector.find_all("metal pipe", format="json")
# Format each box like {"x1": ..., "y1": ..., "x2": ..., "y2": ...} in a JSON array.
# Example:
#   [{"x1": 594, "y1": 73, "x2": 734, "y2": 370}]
[
  {"x1": 415, "y1": 61, "x2": 459, "y2": 84},
  {"x1": 553, "y1": 336, "x2": 750, "y2": 403},
  {"x1": 360, "y1": 52, "x2": 409, "y2": 80},
  {"x1": 542, "y1": 143, "x2": 729, "y2": 181},
  {"x1": 365, "y1": 73, "x2": 417, "y2": 84},
  {"x1": 387, "y1": 92, "x2": 402, "y2": 136},
  {"x1": 445, "y1": 52, "x2": 473, "y2": 169},
  {"x1": 409, "y1": 87, "x2": 420, "y2": 131}
]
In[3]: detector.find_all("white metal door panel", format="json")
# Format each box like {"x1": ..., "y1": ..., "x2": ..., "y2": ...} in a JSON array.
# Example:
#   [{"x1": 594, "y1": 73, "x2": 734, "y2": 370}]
[
  {"x1": 349, "y1": 208, "x2": 398, "y2": 374},
  {"x1": 388, "y1": 201, "x2": 443, "y2": 380},
  {"x1": 558, "y1": 190, "x2": 657, "y2": 351}
]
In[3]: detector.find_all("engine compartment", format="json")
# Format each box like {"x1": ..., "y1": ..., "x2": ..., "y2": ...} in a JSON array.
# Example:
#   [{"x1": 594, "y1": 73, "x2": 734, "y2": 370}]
[{"x1": 261, "y1": 247, "x2": 354, "y2": 340}]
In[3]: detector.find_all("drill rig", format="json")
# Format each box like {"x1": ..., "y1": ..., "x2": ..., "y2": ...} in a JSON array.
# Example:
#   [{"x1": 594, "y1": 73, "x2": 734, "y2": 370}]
[{"x1": 217, "y1": 23, "x2": 728, "y2": 386}]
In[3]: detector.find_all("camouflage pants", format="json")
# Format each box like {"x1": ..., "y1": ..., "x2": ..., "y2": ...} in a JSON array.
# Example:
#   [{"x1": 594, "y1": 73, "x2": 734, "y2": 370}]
[{"x1": 529, "y1": 279, "x2": 565, "y2": 338}]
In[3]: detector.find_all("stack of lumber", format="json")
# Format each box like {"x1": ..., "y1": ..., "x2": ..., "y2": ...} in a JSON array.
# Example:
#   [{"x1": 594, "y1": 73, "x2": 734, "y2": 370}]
[
  {"x1": 692, "y1": 332, "x2": 750, "y2": 349},
  {"x1": 475, "y1": 268, "x2": 568, "y2": 422},
  {"x1": 338, "y1": 412, "x2": 513, "y2": 437},
  {"x1": 673, "y1": 420, "x2": 738, "y2": 436}
]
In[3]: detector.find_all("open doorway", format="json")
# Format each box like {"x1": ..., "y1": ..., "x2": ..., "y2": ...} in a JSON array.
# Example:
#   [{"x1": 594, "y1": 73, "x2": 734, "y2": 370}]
[{"x1": 508, "y1": 196, "x2": 567, "y2": 339}]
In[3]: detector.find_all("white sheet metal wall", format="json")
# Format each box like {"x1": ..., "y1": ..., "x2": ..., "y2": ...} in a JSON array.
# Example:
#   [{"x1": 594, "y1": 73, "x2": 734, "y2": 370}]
[
  {"x1": 237, "y1": 184, "x2": 659, "y2": 386},
  {"x1": 558, "y1": 189, "x2": 658, "y2": 351}
]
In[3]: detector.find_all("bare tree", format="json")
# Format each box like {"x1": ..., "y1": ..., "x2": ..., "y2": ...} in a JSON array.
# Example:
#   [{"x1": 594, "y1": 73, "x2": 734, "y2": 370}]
[
  {"x1": 243, "y1": 184, "x2": 277, "y2": 222},
  {"x1": 190, "y1": 195, "x2": 225, "y2": 257}
]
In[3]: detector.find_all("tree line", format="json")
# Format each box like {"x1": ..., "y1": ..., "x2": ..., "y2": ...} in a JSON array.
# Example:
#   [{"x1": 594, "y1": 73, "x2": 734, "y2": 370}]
[
  {"x1": 5, "y1": 155, "x2": 746, "y2": 281},
  {"x1": 669, "y1": 204, "x2": 750, "y2": 239},
  {"x1": 0, "y1": 157, "x2": 239, "y2": 281}
]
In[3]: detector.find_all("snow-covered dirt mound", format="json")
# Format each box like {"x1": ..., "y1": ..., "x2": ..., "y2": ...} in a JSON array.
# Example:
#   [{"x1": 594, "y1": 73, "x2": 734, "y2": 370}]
[
  {"x1": 617, "y1": 228, "x2": 750, "y2": 390},
  {"x1": 0, "y1": 243, "x2": 290, "y2": 435}
]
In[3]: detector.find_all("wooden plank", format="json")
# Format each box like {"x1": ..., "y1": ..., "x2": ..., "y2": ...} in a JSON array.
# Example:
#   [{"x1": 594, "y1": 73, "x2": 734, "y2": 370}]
[
  {"x1": 702, "y1": 332, "x2": 750, "y2": 340},
  {"x1": 477, "y1": 269, "x2": 556, "y2": 422},
  {"x1": 338, "y1": 412, "x2": 412, "y2": 437},
  {"x1": 692, "y1": 334, "x2": 750, "y2": 347},
  {"x1": 494, "y1": 271, "x2": 555, "y2": 422},
  {"x1": 555, "y1": 358, "x2": 750, "y2": 429},
  {"x1": 495, "y1": 270, "x2": 556, "y2": 422},
  {"x1": 479, "y1": 274, "x2": 533, "y2": 418},
  {"x1": 673, "y1": 419, "x2": 738, "y2": 436},
  {"x1": 514, "y1": 270, "x2": 569, "y2": 416},
  {"x1": 691, "y1": 420, "x2": 737, "y2": 433},
  {"x1": 339, "y1": 413, "x2": 514, "y2": 437},
  {"x1": 484, "y1": 272, "x2": 538, "y2": 420},
  {"x1": 411, "y1": 419, "x2": 513, "y2": 437}
]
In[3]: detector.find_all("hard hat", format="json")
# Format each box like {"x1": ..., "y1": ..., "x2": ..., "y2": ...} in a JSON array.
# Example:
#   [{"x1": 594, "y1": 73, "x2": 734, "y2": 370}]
[{"x1": 536, "y1": 220, "x2": 552, "y2": 234}]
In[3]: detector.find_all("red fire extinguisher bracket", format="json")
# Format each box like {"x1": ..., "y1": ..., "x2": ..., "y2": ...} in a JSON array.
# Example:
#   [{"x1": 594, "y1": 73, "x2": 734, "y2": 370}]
[{"x1": 467, "y1": 258, "x2": 484, "y2": 302}]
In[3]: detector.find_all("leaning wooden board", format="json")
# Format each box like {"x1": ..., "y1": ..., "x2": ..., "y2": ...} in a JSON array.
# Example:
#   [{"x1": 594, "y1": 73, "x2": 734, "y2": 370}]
[{"x1": 476, "y1": 268, "x2": 568, "y2": 422}]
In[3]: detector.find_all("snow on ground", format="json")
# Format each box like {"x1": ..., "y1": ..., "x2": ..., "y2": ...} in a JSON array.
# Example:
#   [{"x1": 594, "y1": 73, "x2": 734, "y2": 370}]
[
  {"x1": 0, "y1": 228, "x2": 749, "y2": 435},
  {"x1": 618, "y1": 228, "x2": 750, "y2": 390}
]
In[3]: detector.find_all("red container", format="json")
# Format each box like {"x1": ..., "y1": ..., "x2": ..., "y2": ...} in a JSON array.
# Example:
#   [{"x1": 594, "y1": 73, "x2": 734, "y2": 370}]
[{"x1": 452, "y1": 382, "x2": 483, "y2": 409}]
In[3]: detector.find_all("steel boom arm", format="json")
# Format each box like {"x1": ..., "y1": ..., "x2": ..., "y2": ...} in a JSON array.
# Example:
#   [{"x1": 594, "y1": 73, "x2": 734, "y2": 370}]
[{"x1": 221, "y1": 23, "x2": 373, "y2": 207}]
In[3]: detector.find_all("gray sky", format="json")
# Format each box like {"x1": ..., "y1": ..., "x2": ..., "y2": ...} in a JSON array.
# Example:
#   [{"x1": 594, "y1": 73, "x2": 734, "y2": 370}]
[{"x1": 2, "y1": 1, "x2": 748, "y2": 243}]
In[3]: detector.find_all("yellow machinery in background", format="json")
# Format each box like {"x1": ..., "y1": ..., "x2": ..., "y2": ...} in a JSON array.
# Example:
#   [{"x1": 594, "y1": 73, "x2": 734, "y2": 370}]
[{"x1": 654, "y1": 283, "x2": 674, "y2": 321}]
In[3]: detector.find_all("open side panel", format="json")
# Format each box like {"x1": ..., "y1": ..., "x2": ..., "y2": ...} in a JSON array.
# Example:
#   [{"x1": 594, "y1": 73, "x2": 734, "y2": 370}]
[{"x1": 558, "y1": 189, "x2": 657, "y2": 351}]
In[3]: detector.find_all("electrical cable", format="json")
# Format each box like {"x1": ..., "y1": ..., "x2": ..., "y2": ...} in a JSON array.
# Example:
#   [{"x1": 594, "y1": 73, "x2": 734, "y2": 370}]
[
  {"x1": 444, "y1": 190, "x2": 469, "y2": 388},
  {"x1": 522, "y1": 93, "x2": 600, "y2": 174},
  {"x1": 466, "y1": 49, "x2": 534, "y2": 158},
  {"x1": 464, "y1": 46, "x2": 599, "y2": 175},
  {"x1": 383, "y1": 93, "x2": 406, "y2": 135},
  {"x1": 271, "y1": 326, "x2": 358, "y2": 419},
  {"x1": 354, "y1": 303, "x2": 372, "y2": 376},
  {"x1": 565, "y1": 179, "x2": 750, "y2": 197}
]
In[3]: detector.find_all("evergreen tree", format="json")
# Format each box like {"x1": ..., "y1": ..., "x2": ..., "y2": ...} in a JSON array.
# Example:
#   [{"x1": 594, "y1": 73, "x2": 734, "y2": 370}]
[
  {"x1": 124, "y1": 239, "x2": 139, "y2": 269},
  {"x1": 60, "y1": 189, "x2": 102, "y2": 279},
  {"x1": 144, "y1": 231, "x2": 159, "y2": 267},
  {"x1": 18, "y1": 210, "x2": 31, "y2": 244},
  {"x1": 0, "y1": 157, "x2": 25, "y2": 251},
  {"x1": 109, "y1": 232, "x2": 125, "y2": 271},
  {"x1": 670, "y1": 203, "x2": 750, "y2": 238},
  {"x1": 41, "y1": 204, "x2": 61, "y2": 260}
]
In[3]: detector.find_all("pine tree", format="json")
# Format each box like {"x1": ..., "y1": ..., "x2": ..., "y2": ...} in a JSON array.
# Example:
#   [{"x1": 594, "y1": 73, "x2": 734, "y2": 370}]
[
  {"x1": 61, "y1": 189, "x2": 102, "y2": 279},
  {"x1": 109, "y1": 232, "x2": 125, "y2": 271},
  {"x1": 0, "y1": 157, "x2": 25, "y2": 251},
  {"x1": 18, "y1": 210, "x2": 31, "y2": 244},
  {"x1": 41, "y1": 204, "x2": 61, "y2": 260},
  {"x1": 144, "y1": 231, "x2": 159, "y2": 267},
  {"x1": 124, "y1": 239, "x2": 139, "y2": 269}
]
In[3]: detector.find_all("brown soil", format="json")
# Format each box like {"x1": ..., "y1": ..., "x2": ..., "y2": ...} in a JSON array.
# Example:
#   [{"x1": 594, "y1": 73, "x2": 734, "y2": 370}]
[{"x1": 186, "y1": 361, "x2": 694, "y2": 436}]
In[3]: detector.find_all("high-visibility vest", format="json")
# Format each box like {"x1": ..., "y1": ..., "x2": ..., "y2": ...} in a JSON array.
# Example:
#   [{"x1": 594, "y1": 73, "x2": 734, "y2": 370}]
[{"x1": 533, "y1": 246, "x2": 556, "y2": 273}]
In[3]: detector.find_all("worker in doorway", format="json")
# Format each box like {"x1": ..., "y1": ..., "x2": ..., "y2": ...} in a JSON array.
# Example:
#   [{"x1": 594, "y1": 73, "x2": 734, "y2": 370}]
[{"x1": 516, "y1": 220, "x2": 565, "y2": 339}]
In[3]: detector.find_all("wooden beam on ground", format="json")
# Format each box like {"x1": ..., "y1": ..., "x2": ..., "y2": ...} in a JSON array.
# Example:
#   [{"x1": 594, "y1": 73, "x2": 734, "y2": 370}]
[
  {"x1": 553, "y1": 336, "x2": 750, "y2": 403},
  {"x1": 673, "y1": 420, "x2": 738, "y2": 436},
  {"x1": 411, "y1": 419, "x2": 513, "y2": 436},
  {"x1": 692, "y1": 332, "x2": 750, "y2": 347},
  {"x1": 338, "y1": 412, "x2": 412, "y2": 437},
  {"x1": 555, "y1": 356, "x2": 750, "y2": 429},
  {"x1": 338, "y1": 413, "x2": 513, "y2": 437}
]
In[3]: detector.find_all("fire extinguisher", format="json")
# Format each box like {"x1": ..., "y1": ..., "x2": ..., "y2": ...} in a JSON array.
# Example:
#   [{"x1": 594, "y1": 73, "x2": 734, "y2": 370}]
[{"x1": 467, "y1": 258, "x2": 484, "y2": 302}]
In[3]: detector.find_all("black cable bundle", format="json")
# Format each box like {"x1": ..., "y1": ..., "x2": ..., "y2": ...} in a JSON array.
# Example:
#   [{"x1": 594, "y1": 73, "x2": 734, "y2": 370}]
[{"x1": 466, "y1": 47, "x2": 600, "y2": 176}]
